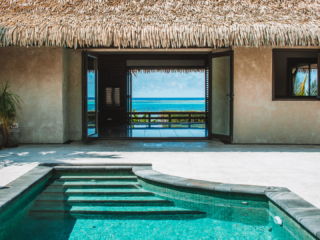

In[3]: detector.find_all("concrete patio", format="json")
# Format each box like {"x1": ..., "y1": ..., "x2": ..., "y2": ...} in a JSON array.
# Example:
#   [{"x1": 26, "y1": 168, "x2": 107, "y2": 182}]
[{"x1": 1, "y1": 140, "x2": 320, "y2": 209}]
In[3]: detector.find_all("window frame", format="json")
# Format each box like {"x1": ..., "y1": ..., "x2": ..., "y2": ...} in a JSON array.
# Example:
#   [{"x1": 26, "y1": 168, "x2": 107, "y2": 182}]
[{"x1": 272, "y1": 49, "x2": 320, "y2": 101}]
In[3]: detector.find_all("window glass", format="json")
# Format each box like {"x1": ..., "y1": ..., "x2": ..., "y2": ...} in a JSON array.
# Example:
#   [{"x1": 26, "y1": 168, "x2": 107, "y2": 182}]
[
  {"x1": 291, "y1": 60, "x2": 317, "y2": 97},
  {"x1": 87, "y1": 57, "x2": 96, "y2": 136},
  {"x1": 292, "y1": 63, "x2": 309, "y2": 96},
  {"x1": 310, "y1": 63, "x2": 318, "y2": 96}
]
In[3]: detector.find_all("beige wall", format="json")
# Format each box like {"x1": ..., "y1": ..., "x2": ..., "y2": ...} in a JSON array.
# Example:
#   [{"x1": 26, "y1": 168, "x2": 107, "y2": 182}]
[
  {"x1": 0, "y1": 47, "x2": 82, "y2": 143},
  {"x1": 1, "y1": 46, "x2": 318, "y2": 144},
  {"x1": 233, "y1": 47, "x2": 320, "y2": 144},
  {"x1": 62, "y1": 48, "x2": 69, "y2": 142},
  {"x1": 0, "y1": 47, "x2": 68, "y2": 143},
  {"x1": 66, "y1": 49, "x2": 82, "y2": 140}
]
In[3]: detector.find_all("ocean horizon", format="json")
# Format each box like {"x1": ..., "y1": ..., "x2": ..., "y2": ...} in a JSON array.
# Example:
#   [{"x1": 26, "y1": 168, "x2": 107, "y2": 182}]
[
  {"x1": 132, "y1": 98, "x2": 205, "y2": 112},
  {"x1": 88, "y1": 97, "x2": 205, "y2": 100},
  {"x1": 88, "y1": 98, "x2": 205, "y2": 112},
  {"x1": 132, "y1": 97, "x2": 205, "y2": 100}
]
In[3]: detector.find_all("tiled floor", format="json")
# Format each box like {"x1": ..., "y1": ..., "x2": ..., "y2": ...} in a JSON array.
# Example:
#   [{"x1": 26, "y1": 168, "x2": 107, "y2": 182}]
[
  {"x1": 132, "y1": 129, "x2": 206, "y2": 137},
  {"x1": 88, "y1": 123, "x2": 207, "y2": 138},
  {"x1": 1, "y1": 140, "x2": 320, "y2": 209}
]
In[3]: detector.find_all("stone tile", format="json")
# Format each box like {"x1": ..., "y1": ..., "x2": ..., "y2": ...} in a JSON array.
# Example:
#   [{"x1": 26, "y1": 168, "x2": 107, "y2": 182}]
[
  {"x1": 214, "y1": 183, "x2": 236, "y2": 192},
  {"x1": 277, "y1": 199, "x2": 315, "y2": 209},
  {"x1": 159, "y1": 130, "x2": 178, "y2": 138},
  {"x1": 144, "y1": 130, "x2": 161, "y2": 138},
  {"x1": 186, "y1": 180, "x2": 220, "y2": 191},
  {"x1": 230, "y1": 185, "x2": 267, "y2": 195},
  {"x1": 287, "y1": 208, "x2": 320, "y2": 222},
  {"x1": 300, "y1": 218, "x2": 320, "y2": 237}
]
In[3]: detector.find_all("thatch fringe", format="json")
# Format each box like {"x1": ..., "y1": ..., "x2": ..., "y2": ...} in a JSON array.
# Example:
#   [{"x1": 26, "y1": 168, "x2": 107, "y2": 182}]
[
  {"x1": 131, "y1": 69, "x2": 205, "y2": 75},
  {"x1": 1, "y1": 0, "x2": 320, "y2": 48}
]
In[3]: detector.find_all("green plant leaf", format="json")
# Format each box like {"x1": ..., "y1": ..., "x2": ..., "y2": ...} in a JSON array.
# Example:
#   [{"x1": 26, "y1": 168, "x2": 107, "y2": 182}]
[{"x1": 0, "y1": 80, "x2": 23, "y2": 139}]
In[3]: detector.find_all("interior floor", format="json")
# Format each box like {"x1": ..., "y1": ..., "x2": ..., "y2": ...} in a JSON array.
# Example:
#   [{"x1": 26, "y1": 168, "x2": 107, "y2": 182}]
[{"x1": 89, "y1": 123, "x2": 207, "y2": 138}]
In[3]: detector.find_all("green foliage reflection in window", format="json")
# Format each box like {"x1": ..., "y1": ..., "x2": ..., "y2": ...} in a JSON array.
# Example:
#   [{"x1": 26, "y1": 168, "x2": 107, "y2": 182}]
[{"x1": 292, "y1": 62, "x2": 317, "y2": 97}]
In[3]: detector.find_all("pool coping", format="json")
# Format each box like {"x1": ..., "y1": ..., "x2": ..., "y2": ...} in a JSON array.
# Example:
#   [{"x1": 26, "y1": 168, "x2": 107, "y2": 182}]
[
  {"x1": 133, "y1": 166, "x2": 320, "y2": 239},
  {"x1": 0, "y1": 166, "x2": 52, "y2": 213},
  {"x1": 0, "y1": 163, "x2": 319, "y2": 239}
]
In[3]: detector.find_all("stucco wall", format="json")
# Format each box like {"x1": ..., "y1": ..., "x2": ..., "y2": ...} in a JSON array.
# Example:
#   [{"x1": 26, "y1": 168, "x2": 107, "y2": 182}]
[
  {"x1": 0, "y1": 47, "x2": 67, "y2": 143},
  {"x1": 62, "y1": 48, "x2": 69, "y2": 142},
  {"x1": 2, "y1": 46, "x2": 318, "y2": 144},
  {"x1": 233, "y1": 47, "x2": 320, "y2": 144},
  {"x1": 66, "y1": 49, "x2": 82, "y2": 140}
]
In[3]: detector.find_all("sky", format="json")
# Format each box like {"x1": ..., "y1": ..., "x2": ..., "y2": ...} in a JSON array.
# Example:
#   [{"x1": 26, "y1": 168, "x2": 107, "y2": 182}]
[
  {"x1": 87, "y1": 71, "x2": 205, "y2": 99},
  {"x1": 132, "y1": 71, "x2": 205, "y2": 98},
  {"x1": 87, "y1": 71, "x2": 96, "y2": 98}
]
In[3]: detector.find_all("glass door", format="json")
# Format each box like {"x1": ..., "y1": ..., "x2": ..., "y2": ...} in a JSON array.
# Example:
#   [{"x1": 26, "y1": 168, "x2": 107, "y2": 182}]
[
  {"x1": 318, "y1": 53, "x2": 320, "y2": 99},
  {"x1": 127, "y1": 69, "x2": 132, "y2": 137},
  {"x1": 208, "y1": 51, "x2": 234, "y2": 142},
  {"x1": 82, "y1": 51, "x2": 98, "y2": 141}
]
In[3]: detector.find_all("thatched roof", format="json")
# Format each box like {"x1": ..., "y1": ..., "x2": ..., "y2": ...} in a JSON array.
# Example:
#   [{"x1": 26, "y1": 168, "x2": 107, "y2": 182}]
[
  {"x1": 1, "y1": 0, "x2": 320, "y2": 48},
  {"x1": 131, "y1": 69, "x2": 205, "y2": 75}
]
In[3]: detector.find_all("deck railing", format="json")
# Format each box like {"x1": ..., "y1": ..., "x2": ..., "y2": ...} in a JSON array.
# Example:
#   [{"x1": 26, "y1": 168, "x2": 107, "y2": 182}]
[{"x1": 129, "y1": 111, "x2": 206, "y2": 123}]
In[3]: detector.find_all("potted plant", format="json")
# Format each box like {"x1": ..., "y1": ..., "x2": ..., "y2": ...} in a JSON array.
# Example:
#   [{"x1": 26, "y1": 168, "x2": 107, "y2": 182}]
[
  {"x1": 0, "y1": 80, "x2": 23, "y2": 148},
  {"x1": 0, "y1": 125, "x2": 3, "y2": 150}
]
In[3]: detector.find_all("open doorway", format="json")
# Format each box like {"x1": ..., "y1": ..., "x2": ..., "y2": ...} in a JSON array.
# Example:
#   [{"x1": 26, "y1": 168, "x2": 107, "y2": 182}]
[
  {"x1": 82, "y1": 52, "x2": 233, "y2": 142},
  {"x1": 129, "y1": 69, "x2": 207, "y2": 138}
]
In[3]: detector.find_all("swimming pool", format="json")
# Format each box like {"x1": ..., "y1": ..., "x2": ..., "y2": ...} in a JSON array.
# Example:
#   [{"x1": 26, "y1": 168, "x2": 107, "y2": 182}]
[{"x1": 0, "y1": 165, "x2": 318, "y2": 240}]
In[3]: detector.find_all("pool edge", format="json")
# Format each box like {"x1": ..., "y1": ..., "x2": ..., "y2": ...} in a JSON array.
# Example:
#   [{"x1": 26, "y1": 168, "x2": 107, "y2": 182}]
[
  {"x1": 132, "y1": 166, "x2": 320, "y2": 239},
  {"x1": 1, "y1": 164, "x2": 319, "y2": 239},
  {"x1": 0, "y1": 166, "x2": 52, "y2": 213}
]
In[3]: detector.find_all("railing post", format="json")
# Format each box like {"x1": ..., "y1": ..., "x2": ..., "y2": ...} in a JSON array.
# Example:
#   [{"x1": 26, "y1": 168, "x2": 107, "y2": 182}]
[
  {"x1": 188, "y1": 113, "x2": 191, "y2": 123},
  {"x1": 148, "y1": 113, "x2": 151, "y2": 123},
  {"x1": 169, "y1": 113, "x2": 171, "y2": 123}
]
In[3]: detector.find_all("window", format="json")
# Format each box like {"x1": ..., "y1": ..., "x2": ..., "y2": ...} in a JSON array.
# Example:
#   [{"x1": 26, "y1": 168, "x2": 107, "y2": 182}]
[
  {"x1": 273, "y1": 50, "x2": 319, "y2": 100},
  {"x1": 105, "y1": 87, "x2": 112, "y2": 106},
  {"x1": 289, "y1": 59, "x2": 317, "y2": 97},
  {"x1": 114, "y1": 88, "x2": 120, "y2": 107},
  {"x1": 105, "y1": 87, "x2": 121, "y2": 107}
]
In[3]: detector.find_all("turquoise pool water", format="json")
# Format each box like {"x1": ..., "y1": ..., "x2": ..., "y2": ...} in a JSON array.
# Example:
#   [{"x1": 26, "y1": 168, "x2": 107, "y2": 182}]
[
  {"x1": 0, "y1": 170, "x2": 314, "y2": 240},
  {"x1": 4, "y1": 214, "x2": 281, "y2": 240}
]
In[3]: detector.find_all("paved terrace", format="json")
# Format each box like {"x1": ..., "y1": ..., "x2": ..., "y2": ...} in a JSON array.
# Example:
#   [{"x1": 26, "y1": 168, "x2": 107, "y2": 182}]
[{"x1": 0, "y1": 140, "x2": 319, "y2": 208}]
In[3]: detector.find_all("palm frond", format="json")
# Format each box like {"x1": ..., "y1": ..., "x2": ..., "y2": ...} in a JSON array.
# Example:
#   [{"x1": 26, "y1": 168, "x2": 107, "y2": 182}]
[
  {"x1": 295, "y1": 74, "x2": 308, "y2": 96},
  {"x1": 310, "y1": 77, "x2": 318, "y2": 96}
]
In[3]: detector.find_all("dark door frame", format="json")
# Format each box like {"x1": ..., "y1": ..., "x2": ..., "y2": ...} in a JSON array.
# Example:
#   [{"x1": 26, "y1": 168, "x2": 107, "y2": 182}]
[
  {"x1": 82, "y1": 51, "x2": 99, "y2": 141},
  {"x1": 81, "y1": 51, "x2": 234, "y2": 141}
]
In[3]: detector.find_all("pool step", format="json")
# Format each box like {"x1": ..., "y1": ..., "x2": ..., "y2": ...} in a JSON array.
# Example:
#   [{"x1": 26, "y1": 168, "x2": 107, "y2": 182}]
[
  {"x1": 34, "y1": 199, "x2": 174, "y2": 207},
  {"x1": 51, "y1": 176, "x2": 137, "y2": 182},
  {"x1": 35, "y1": 195, "x2": 162, "y2": 201},
  {"x1": 41, "y1": 191, "x2": 155, "y2": 196},
  {"x1": 42, "y1": 187, "x2": 147, "y2": 193},
  {"x1": 29, "y1": 206, "x2": 205, "y2": 215},
  {"x1": 45, "y1": 182, "x2": 139, "y2": 189},
  {"x1": 52, "y1": 169, "x2": 135, "y2": 177},
  {"x1": 29, "y1": 173, "x2": 207, "y2": 219}
]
